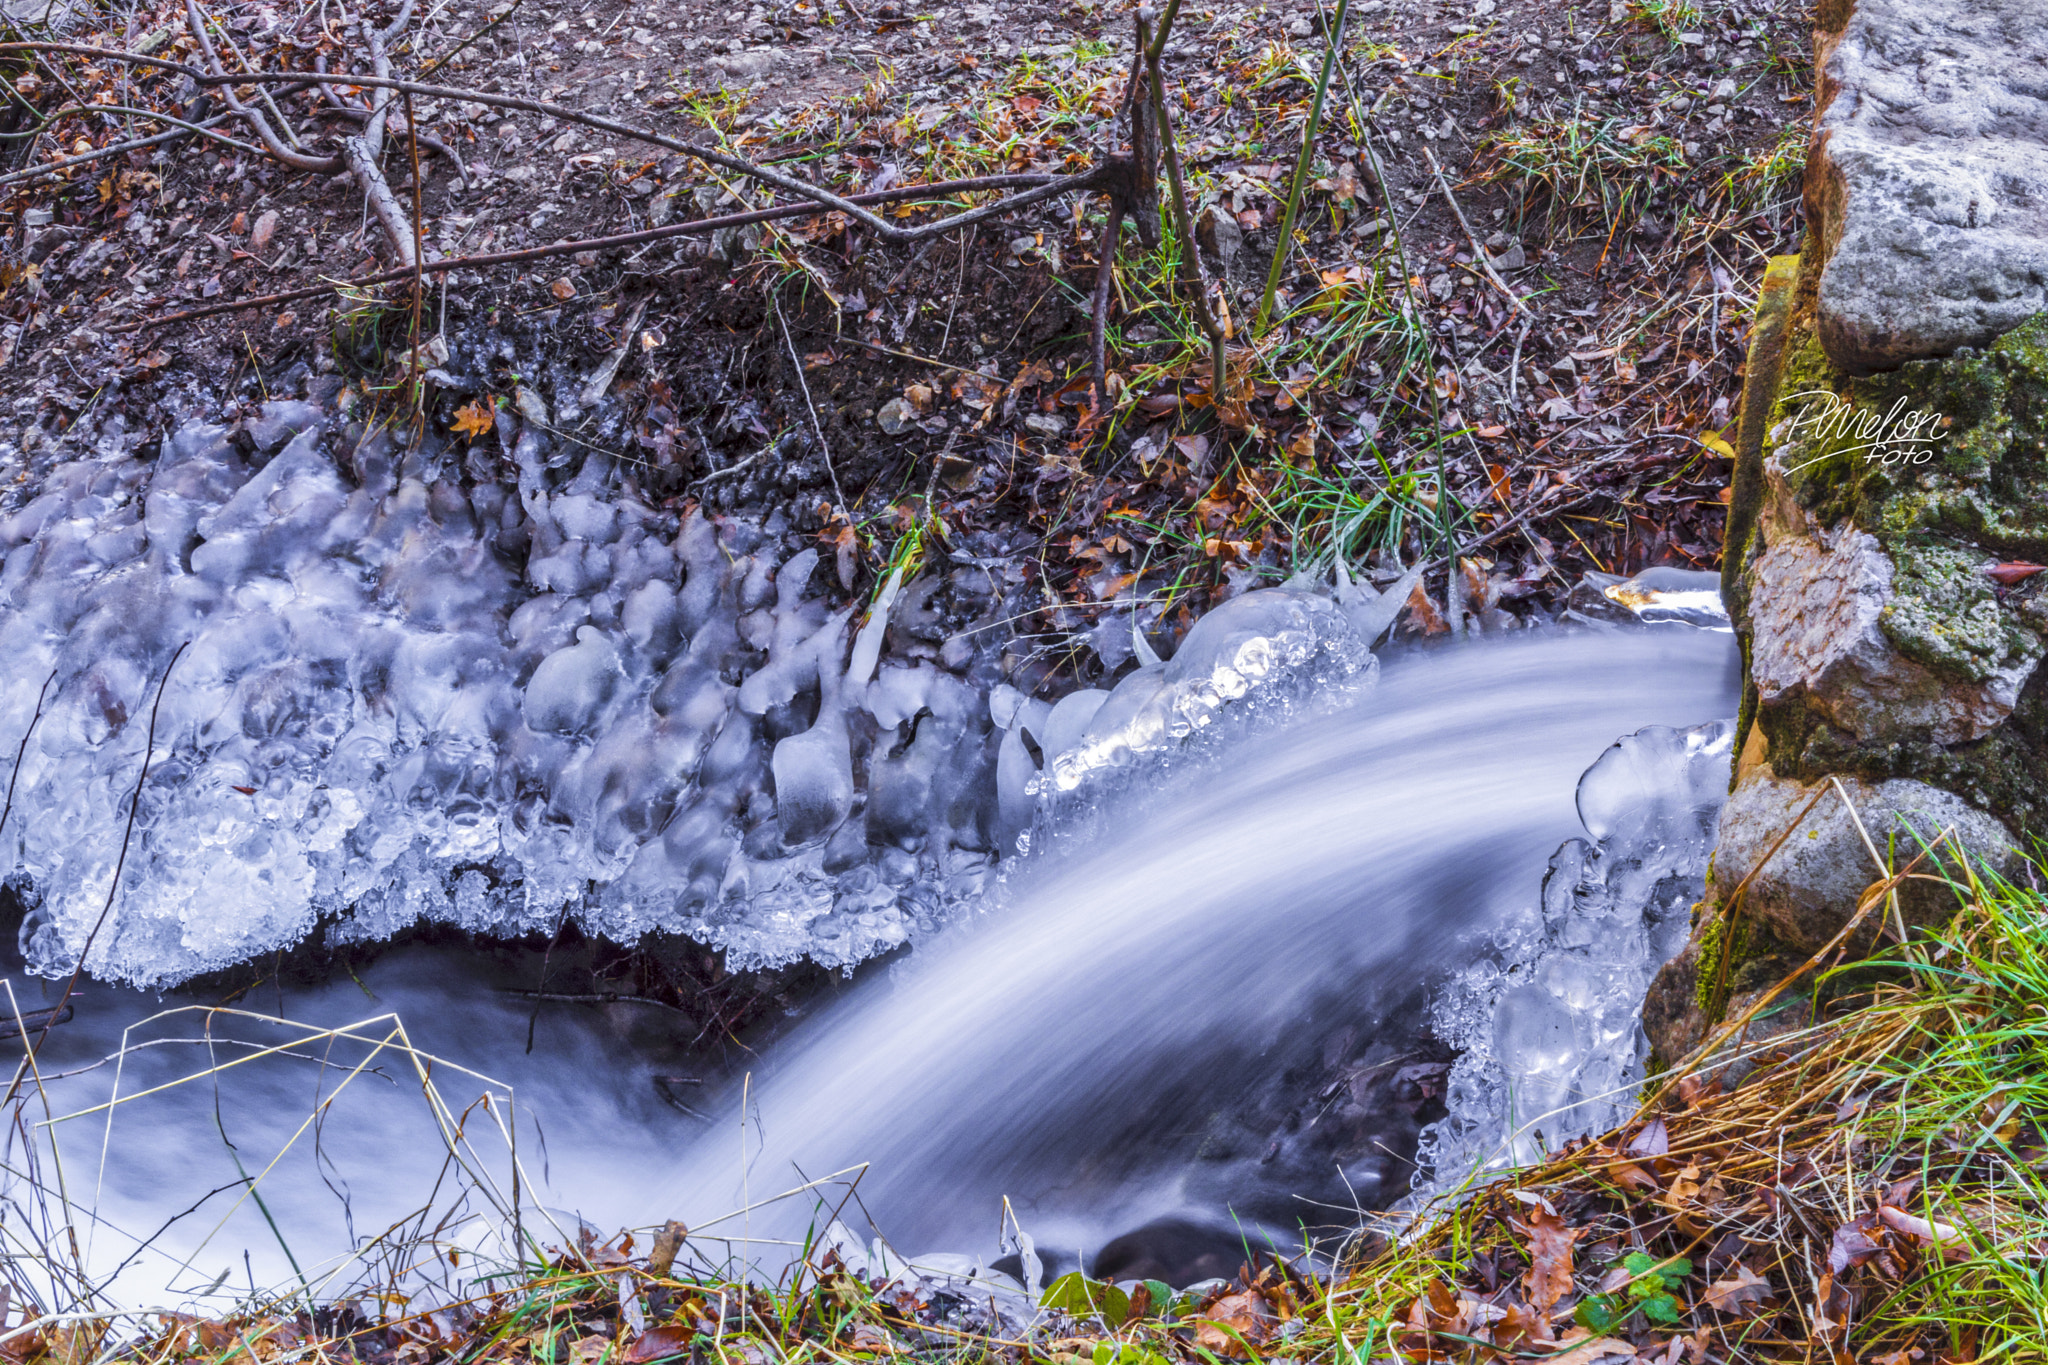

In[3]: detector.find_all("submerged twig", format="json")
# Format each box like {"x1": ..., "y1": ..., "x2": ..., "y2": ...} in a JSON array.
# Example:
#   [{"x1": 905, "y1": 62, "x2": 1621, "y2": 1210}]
[{"x1": 0, "y1": 666, "x2": 57, "y2": 842}]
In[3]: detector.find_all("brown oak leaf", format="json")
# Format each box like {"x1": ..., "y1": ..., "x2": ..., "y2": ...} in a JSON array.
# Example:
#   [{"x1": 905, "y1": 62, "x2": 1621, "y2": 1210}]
[{"x1": 1701, "y1": 1262, "x2": 1774, "y2": 1317}]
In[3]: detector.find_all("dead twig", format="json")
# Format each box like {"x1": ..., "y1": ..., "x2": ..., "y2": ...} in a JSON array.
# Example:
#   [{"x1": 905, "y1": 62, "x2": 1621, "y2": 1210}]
[
  {"x1": 0, "y1": 667, "x2": 56, "y2": 843},
  {"x1": 4, "y1": 642, "x2": 186, "y2": 1099},
  {"x1": 115, "y1": 173, "x2": 1063, "y2": 332},
  {"x1": 1140, "y1": 0, "x2": 1226, "y2": 403},
  {"x1": 1421, "y1": 144, "x2": 1521, "y2": 312},
  {"x1": 773, "y1": 292, "x2": 848, "y2": 514},
  {"x1": 0, "y1": 40, "x2": 1107, "y2": 245},
  {"x1": 1088, "y1": 202, "x2": 1124, "y2": 412}
]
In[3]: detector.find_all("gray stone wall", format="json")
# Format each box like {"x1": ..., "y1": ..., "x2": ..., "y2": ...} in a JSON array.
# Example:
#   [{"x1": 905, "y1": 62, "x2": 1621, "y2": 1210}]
[{"x1": 1645, "y1": 0, "x2": 2048, "y2": 1064}]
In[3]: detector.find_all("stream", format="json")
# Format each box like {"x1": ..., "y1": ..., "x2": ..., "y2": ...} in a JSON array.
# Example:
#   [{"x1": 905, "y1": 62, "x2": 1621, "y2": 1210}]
[{"x1": 0, "y1": 403, "x2": 1738, "y2": 1311}]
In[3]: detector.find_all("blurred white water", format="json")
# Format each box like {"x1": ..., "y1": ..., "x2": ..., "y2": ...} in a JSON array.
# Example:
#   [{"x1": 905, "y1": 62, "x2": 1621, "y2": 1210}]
[
  {"x1": 650, "y1": 629, "x2": 1740, "y2": 1270},
  {"x1": 0, "y1": 399, "x2": 1750, "y2": 1302},
  {"x1": 4, "y1": 624, "x2": 1736, "y2": 1306}
]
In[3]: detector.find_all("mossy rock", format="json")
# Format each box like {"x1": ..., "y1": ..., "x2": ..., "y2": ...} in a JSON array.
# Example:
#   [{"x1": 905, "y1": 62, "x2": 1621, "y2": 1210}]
[
  {"x1": 1725, "y1": 280, "x2": 2048, "y2": 824},
  {"x1": 1642, "y1": 907, "x2": 1804, "y2": 1065},
  {"x1": 1765, "y1": 312, "x2": 2048, "y2": 563}
]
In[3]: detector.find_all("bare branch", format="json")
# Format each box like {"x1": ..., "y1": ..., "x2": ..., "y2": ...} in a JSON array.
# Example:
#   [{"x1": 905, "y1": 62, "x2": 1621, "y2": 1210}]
[
  {"x1": 0, "y1": 40, "x2": 1105, "y2": 243},
  {"x1": 0, "y1": 108, "x2": 263, "y2": 189},
  {"x1": 115, "y1": 174, "x2": 1074, "y2": 332},
  {"x1": 1140, "y1": 4, "x2": 1227, "y2": 403},
  {"x1": 183, "y1": 0, "x2": 339, "y2": 173}
]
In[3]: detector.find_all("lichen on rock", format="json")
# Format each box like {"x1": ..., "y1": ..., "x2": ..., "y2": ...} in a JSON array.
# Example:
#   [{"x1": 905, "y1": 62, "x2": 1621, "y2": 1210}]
[{"x1": 1882, "y1": 539, "x2": 2038, "y2": 683}]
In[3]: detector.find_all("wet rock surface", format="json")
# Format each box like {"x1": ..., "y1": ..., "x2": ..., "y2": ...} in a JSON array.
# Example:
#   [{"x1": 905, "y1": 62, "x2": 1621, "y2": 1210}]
[
  {"x1": 1809, "y1": 0, "x2": 2048, "y2": 371},
  {"x1": 1653, "y1": 0, "x2": 2048, "y2": 1059},
  {"x1": 1707, "y1": 764, "x2": 2018, "y2": 954}
]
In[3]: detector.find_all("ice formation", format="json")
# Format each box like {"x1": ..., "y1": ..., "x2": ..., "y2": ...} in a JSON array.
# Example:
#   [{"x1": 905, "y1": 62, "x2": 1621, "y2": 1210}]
[
  {"x1": 0, "y1": 404, "x2": 1380, "y2": 987},
  {"x1": 1418, "y1": 715, "x2": 1735, "y2": 1182},
  {"x1": 992, "y1": 587, "x2": 1386, "y2": 852},
  {"x1": 0, "y1": 405, "x2": 1011, "y2": 983}
]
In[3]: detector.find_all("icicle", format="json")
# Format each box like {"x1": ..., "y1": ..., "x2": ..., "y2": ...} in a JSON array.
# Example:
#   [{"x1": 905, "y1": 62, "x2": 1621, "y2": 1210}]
[{"x1": 847, "y1": 565, "x2": 905, "y2": 689}]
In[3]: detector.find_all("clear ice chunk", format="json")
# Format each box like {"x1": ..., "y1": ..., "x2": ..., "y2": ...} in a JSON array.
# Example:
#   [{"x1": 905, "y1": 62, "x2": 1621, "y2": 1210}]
[{"x1": 1419, "y1": 716, "x2": 1735, "y2": 1180}]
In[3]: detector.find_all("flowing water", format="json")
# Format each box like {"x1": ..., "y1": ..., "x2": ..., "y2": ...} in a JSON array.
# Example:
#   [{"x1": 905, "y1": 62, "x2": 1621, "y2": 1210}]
[
  {"x1": 0, "y1": 399, "x2": 1743, "y2": 1309},
  {"x1": 3, "y1": 624, "x2": 1738, "y2": 1306}
]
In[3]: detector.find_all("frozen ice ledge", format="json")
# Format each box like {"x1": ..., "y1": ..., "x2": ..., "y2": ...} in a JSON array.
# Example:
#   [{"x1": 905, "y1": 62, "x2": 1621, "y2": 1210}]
[{"x1": 0, "y1": 403, "x2": 1444, "y2": 987}]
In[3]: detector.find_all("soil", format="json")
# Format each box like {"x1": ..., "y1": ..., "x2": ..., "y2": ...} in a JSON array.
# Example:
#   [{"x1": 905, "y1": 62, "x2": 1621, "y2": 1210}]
[{"x1": 7, "y1": 0, "x2": 1807, "y2": 600}]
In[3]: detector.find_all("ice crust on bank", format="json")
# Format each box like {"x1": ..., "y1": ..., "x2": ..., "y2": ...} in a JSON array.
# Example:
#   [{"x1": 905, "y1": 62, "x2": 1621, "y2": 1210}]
[
  {"x1": 1418, "y1": 716, "x2": 1735, "y2": 1182},
  {"x1": 992, "y1": 588, "x2": 1382, "y2": 853},
  {"x1": 0, "y1": 408, "x2": 1003, "y2": 983},
  {"x1": 0, "y1": 407, "x2": 1368, "y2": 986}
]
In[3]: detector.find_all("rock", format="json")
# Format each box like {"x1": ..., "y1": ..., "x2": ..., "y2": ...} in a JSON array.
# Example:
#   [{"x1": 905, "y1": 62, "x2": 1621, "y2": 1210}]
[
  {"x1": 1724, "y1": 306, "x2": 2048, "y2": 808},
  {"x1": 1709, "y1": 765, "x2": 2018, "y2": 954},
  {"x1": 1642, "y1": 931, "x2": 1811, "y2": 1073},
  {"x1": 713, "y1": 47, "x2": 778, "y2": 78},
  {"x1": 1484, "y1": 231, "x2": 1525, "y2": 270},
  {"x1": 876, "y1": 398, "x2": 916, "y2": 435},
  {"x1": 1022, "y1": 412, "x2": 1065, "y2": 438},
  {"x1": 1680, "y1": 0, "x2": 2048, "y2": 1071},
  {"x1": 1806, "y1": 0, "x2": 2048, "y2": 371},
  {"x1": 1743, "y1": 500, "x2": 2040, "y2": 745},
  {"x1": 1194, "y1": 204, "x2": 1243, "y2": 277},
  {"x1": 250, "y1": 209, "x2": 279, "y2": 253}
]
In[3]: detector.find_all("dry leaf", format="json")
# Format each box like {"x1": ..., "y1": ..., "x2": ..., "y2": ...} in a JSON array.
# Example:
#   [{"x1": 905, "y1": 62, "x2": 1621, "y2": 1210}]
[
  {"x1": 1879, "y1": 1203, "x2": 1969, "y2": 1256},
  {"x1": 646, "y1": 1219, "x2": 687, "y2": 1277},
  {"x1": 1626, "y1": 1117, "x2": 1670, "y2": 1156},
  {"x1": 1404, "y1": 580, "x2": 1448, "y2": 635},
  {"x1": 844, "y1": 1324, "x2": 898, "y2": 1355},
  {"x1": 451, "y1": 399, "x2": 496, "y2": 442},
  {"x1": 1701, "y1": 1262, "x2": 1774, "y2": 1317},
  {"x1": 1540, "y1": 1336, "x2": 1637, "y2": 1365},
  {"x1": 1826, "y1": 1213, "x2": 1889, "y2": 1276},
  {"x1": 1191, "y1": 1292, "x2": 1274, "y2": 1358},
  {"x1": 1519, "y1": 1204, "x2": 1579, "y2": 1310},
  {"x1": 623, "y1": 1328, "x2": 692, "y2": 1364},
  {"x1": 1984, "y1": 562, "x2": 2048, "y2": 585}
]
